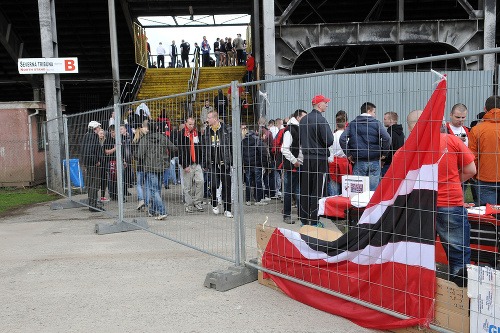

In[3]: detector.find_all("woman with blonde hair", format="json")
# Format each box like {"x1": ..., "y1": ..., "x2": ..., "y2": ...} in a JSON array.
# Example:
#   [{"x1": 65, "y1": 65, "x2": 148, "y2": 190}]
[{"x1": 97, "y1": 128, "x2": 109, "y2": 202}]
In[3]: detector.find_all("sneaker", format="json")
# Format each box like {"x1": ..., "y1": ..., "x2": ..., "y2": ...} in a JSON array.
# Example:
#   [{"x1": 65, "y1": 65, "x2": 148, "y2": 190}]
[
  {"x1": 185, "y1": 206, "x2": 195, "y2": 213},
  {"x1": 194, "y1": 203, "x2": 204, "y2": 211},
  {"x1": 136, "y1": 200, "x2": 145, "y2": 210},
  {"x1": 201, "y1": 201, "x2": 207, "y2": 205},
  {"x1": 255, "y1": 200, "x2": 268, "y2": 206},
  {"x1": 212, "y1": 206, "x2": 220, "y2": 215},
  {"x1": 263, "y1": 197, "x2": 271, "y2": 202},
  {"x1": 245, "y1": 201, "x2": 251, "y2": 206},
  {"x1": 155, "y1": 214, "x2": 168, "y2": 220},
  {"x1": 283, "y1": 216, "x2": 295, "y2": 224},
  {"x1": 224, "y1": 211, "x2": 234, "y2": 218},
  {"x1": 313, "y1": 221, "x2": 325, "y2": 228},
  {"x1": 148, "y1": 212, "x2": 154, "y2": 217},
  {"x1": 99, "y1": 197, "x2": 109, "y2": 202},
  {"x1": 270, "y1": 195, "x2": 280, "y2": 199}
]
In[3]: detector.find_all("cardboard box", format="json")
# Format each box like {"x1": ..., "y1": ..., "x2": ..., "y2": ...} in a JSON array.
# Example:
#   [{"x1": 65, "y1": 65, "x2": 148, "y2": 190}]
[
  {"x1": 341, "y1": 175, "x2": 370, "y2": 197},
  {"x1": 436, "y1": 277, "x2": 469, "y2": 312},
  {"x1": 470, "y1": 312, "x2": 500, "y2": 333},
  {"x1": 468, "y1": 265, "x2": 500, "y2": 333}
]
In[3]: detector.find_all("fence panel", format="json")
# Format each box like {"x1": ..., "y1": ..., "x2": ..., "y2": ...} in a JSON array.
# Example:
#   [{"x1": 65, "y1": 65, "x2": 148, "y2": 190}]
[{"x1": 47, "y1": 48, "x2": 500, "y2": 332}]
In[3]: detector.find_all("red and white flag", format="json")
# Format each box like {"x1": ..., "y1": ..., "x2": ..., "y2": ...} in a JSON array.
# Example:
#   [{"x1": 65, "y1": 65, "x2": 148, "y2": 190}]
[{"x1": 262, "y1": 78, "x2": 447, "y2": 329}]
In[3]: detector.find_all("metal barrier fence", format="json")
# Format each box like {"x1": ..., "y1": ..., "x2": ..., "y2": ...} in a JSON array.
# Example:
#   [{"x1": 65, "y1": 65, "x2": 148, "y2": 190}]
[{"x1": 45, "y1": 48, "x2": 500, "y2": 332}]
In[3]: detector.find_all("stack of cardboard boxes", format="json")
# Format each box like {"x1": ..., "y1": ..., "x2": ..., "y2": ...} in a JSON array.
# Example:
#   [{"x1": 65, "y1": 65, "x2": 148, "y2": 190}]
[{"x1": 468, "y1": 265, "x2": 500, "y2": 333}]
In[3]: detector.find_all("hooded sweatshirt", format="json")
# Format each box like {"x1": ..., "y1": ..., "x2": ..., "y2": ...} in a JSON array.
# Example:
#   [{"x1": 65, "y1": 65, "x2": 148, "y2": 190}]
[
  {"x1": 469, "y1": 108, "x2": 500, "y2": 182},
  {"x1": 385, "y1": 124, "x2": 405, "y2": 165}
]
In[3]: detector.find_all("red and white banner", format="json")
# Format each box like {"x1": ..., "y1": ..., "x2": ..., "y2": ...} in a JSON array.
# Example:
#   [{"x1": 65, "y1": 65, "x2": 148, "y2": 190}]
[{"x1": 263, "y1": 78, "x2": 448, "y2": 330}]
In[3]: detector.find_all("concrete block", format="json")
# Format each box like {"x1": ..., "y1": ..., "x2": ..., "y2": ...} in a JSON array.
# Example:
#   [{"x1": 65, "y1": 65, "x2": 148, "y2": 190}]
[
  {"x1": 95, "y1": 218, "x2": 148, "y2": 235},
  {"x1": 204, "y1": 264, "x2": 258, "y2": 292}
]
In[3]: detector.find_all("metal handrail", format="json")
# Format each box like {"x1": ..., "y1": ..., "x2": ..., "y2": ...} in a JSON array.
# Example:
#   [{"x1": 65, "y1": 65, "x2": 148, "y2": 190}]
[{"x1": 119, "y1": 65, "x2": 146, "y2": 103}]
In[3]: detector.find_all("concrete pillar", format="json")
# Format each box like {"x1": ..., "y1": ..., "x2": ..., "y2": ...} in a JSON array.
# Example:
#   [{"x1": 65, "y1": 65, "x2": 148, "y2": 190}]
[
  {"x1": 483, "y1": 0, "x2": 497, "y2": 71},
  {"x1": 108, "y1": 0, "x2": 121, "y2": 104},
  {"x1": 262, "y1": 0, "x2": 276, "y2": 78},
  {"x1": 38, "y1": 0, "x2": 63, "y2": 191}
]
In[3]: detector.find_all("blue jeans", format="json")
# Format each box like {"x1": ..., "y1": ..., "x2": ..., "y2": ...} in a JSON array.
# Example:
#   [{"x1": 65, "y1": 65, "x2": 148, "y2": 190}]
[
  {"x1": 327, "y1": 180, "x2": 341, "y2": 196},
  {"x1": 136, "y1": 171, "x2": 149, "y2": 204},
  {"x1": 263, "y1": 168, "x2": 276, "y2": 198},
  {"x1": 283, "y1": 170, "x2": 300, "y2": 218},
  {"x1": 244, "y1": 166, "x2": 264, "y2": 202},
  {"x1": 146, "y1": 172, "x2": 166, "y2": 215},
  {"x1": 353, "y1": 160, "x2": 381, "y2": 191},
  {"x1": 436, "y1": 206, "x2": 470, "y2": 275},
  {"x1": 163, "y1": 158, "x2": 178, "y2": 185},
  {"x1": 475, "y1": 180, "x2": 500, "y2": 206}
]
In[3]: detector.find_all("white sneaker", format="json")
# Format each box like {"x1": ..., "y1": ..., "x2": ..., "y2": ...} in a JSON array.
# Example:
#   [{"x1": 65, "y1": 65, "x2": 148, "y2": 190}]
[
  {"x1": 136, "y1": 200, "x2": 145, "y2": 210},
  {"x1": 212, "y1": 206, "x2": 220, "y2": 215},
  {"x1": 245, "y1": 201, "x2": 251, "y2": 206},
  {"x1": 194, "y1": 203, "x2": 204, "y2": 211},
  {"x1": 263, "y1": 197, "x2": 271, "y2": 202},
  {"x1": 155, "y1": 214, "x2": 167, "y2": 220},
  {"x1": 255, "y1": 200, "x2": 268, "y2": 206},
  {"x1": 224, "y1": 211, "x2": 234, "y2": 218}
]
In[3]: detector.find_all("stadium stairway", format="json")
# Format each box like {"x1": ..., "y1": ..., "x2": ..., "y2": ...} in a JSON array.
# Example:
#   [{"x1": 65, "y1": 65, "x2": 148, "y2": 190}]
[{"x1": 134, "y1": 66, "x2": 255, "y2": 125}]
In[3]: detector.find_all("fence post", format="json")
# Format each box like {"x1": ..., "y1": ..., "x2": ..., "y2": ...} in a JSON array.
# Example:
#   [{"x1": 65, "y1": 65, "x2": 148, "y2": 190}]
[
  {"x1": 230, "y1": 80, "x2": 246, "y2": 266},
  {"x1": 63, "y1": 115, "x2": 72, "y2": 200},
  {"x1": 203, "y1": 81, "x2": 257, "y2": 291}
]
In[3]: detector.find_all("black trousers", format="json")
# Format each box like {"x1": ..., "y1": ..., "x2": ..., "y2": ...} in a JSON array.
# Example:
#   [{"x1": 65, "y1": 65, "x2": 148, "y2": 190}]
[
  {"x1": 210, "y1": 165, "x2": 231, "y2": 212},
  {"x1": 299, "y1": 158, "x2": 328, "y2": 225},
  {"x1": 84, "y1": 165, "x2": 100, "y2": 209}
]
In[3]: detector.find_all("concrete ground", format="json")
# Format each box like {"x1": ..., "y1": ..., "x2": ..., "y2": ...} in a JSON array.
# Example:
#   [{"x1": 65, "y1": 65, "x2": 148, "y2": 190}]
[{"x1": 0, "y1": 196, "x2": 382, "y2": 333}]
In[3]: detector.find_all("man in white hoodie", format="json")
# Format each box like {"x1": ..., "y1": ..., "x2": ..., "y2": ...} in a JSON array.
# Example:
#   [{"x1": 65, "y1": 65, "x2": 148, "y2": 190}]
[{"x1": 281, "y1": 109, "x2": 308, "y2": 224}]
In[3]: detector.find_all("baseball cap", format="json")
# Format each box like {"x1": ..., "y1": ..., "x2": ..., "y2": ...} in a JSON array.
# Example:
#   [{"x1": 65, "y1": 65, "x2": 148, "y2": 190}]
[
  {"x1": 312, "y1": 95, "x2": 331, "y2": 105},
  {"x1": 88, "y1": 121, "x2": 101, "y2": 129}
]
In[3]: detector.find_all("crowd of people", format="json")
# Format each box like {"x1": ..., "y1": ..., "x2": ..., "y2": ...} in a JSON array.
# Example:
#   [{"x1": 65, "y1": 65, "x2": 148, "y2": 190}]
[
  {"x1": 147, "y1": 34, "x2": 250, "y2": 69},
  {"x1": 80, "y1": 93, "x2": 500, "y2": 284}
]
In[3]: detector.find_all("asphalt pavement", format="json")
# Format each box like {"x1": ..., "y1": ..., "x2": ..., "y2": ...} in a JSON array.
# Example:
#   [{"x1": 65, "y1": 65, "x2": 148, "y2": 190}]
[{"x1": 0, "y1": 198, "x2": 381, "y2": 333}]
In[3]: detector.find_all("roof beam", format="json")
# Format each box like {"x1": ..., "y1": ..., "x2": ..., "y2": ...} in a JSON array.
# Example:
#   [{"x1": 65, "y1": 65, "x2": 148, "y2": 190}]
[
  {"x1": 456, "y1": 0, "x2": 481, "y2": 19},
  {"x1": 0, "y1": 9, "x2": 40, "y2": 87},
  {"x1": 276, "y1": 0, "x2": 303, "y2": 26}
]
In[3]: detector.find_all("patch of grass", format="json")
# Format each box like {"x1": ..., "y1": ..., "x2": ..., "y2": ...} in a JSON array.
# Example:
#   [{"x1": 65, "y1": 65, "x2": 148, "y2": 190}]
[{"x1": 0, "y1": 186, "x2": 60, "y2": 214}]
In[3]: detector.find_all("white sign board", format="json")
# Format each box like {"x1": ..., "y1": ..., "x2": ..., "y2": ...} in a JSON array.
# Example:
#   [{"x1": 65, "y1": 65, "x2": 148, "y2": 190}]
[{"x1": 18, "y1": 57, "x2": 78, "y2": 74}]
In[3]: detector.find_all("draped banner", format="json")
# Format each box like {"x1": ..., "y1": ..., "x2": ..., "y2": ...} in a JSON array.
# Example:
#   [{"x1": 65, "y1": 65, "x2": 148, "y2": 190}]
[{"x1": 263, "y1": 78, "x2": 447, "y2": 329}]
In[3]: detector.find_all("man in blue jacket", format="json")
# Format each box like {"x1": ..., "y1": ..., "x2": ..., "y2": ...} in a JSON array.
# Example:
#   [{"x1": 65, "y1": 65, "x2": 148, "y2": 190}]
[
  {"x1": 299, "y1": 95, "x2": 335, "y2": 227},
  {"x1": 339, "y1": 102, "x2": 391, "y2": 191}
]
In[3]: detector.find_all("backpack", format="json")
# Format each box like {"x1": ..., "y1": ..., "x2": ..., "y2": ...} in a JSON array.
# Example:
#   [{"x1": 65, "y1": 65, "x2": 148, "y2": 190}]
[{"x1": 272, "y1": 126, "x2": 287, "y2": 169}]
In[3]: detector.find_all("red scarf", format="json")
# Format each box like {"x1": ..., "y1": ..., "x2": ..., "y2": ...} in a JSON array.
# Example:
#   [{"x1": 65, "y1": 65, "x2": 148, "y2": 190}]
[{"x1": 184, "y1": 127, "x2": 198, "y2": 163}]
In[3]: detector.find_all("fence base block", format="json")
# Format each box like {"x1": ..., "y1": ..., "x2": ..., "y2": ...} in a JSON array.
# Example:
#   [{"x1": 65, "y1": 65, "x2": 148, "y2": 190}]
[
  {"x1": 95, "y1": 218, "x2": 148, "y2": 235},
  {"x1": 50, "y1": 199, "x2": 86, "y2": 210},
  {"x1": 204, "y1": 264, "x2": 258, "y2": 292}
]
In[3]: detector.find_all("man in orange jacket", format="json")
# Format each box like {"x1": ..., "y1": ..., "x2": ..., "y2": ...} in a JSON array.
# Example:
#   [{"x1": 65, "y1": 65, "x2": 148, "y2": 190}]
[{"x1": 469, "y1": 95, "x2": 500, "y2": 205}]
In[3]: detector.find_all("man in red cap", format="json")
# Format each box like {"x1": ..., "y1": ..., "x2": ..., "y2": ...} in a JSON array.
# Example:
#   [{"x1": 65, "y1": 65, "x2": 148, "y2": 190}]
[{"x1": 298, "y1": 94, "x2": 334, "y2": 227}]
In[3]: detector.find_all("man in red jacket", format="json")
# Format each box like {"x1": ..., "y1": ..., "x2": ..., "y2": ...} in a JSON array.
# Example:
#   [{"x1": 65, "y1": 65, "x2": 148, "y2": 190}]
[{"x1": 244, "y1": 53, "x2": 255, "y2": 92}]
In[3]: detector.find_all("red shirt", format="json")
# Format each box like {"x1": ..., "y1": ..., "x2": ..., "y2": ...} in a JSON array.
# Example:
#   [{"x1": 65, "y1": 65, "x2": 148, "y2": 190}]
[
  {"x1": 437, "y1": 133, "x2": 474, "y2": 207},
  {"x1": 246, "y1": 56, "x2": 255, "y2": 71}
]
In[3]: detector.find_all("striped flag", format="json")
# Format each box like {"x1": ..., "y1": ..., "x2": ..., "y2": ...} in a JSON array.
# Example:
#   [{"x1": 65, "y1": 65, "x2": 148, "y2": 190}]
[{"x1": 262, "y1": 78, "x2": 447, "y2": 329}]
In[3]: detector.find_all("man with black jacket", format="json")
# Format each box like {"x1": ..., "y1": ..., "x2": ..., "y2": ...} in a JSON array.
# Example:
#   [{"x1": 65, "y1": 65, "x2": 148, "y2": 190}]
[
  {"x1": 203, "y1": 111, "x2": 233, "y2": 218},
  {"x1": 281, "y1": 109, "x2": 307, "y2": 224},
  {"x1": 381, "y1": 111, "x2": 405, "y2": 177},
  {"x1": 80, "y1": 121, "x2": 105, "y2": 212},
  {"x1": 176, "y1": 117, "x2": 204, "y2": 213},
  {"x1": 299, "y1": 96, "x2": 334, "y2": 227}
]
